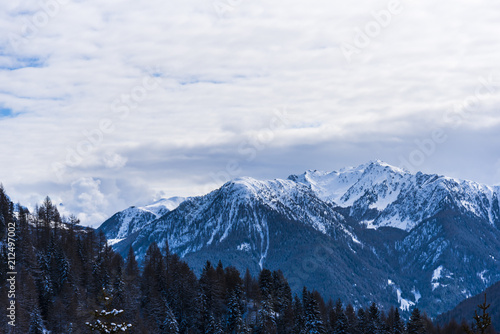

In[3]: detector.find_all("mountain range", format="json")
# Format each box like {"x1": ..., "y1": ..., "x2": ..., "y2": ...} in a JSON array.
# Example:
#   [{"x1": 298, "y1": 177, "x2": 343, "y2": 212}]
[{"x1": 98, "y1": 160, "x2": 500, "y2": 318}]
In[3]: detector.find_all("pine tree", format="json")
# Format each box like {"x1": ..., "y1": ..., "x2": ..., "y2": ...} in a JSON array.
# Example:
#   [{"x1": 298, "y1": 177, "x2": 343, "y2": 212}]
[
  {"x1": 303, "y1": 288, "x2": 326, "y2": 334},
  {"x1": 365, "y1": 303, "x2": 381, "y2": 334},
  {"x1": 36, "y1": 250, "x2": 54, "y2": 318},
  {"x1": 257, "y1": 269, "x2": 278, "y2": 333},
  {"x1": 357, "y1": 308, "x2": 368, "y2": 334},
  {"x1": 205, "y1": 312, "x2": 218, "y2": 334},
  {"x1": 141, "y1": 242, "x2": 168, "y2": 330},
  {"x1": 197, "y1": 292, "x2": 212, "y2": 333},
  {"x1": 392, "y1": 308, "x2": 405, "y2": 334},
  {"x1": 344, "y1": 303, "x2": 357, "y2": 334},
  {"x1": 200, "y1": 261, "x2": 220, "y2": 316},
  {"x1": 29, "y1": 307, "x2": 45, "y2": 334},
  {"x1": 334, "y1": 299, "x2": 348, "y2": 334},
  {"x1": 162, "y1": 304, "x2": 179, "y2": 334},
  {"x1": 293, "y1": 294, "x2": 306, "y2": 334},
  {"x1": 212, "y1": 317, "x2": 224, "y2": 334},
  {"x1": 123, "y1": 246, "x2": 141, "y2": 322},
  {"x1": 169, "y1": 258, "x2": 199, "y2": 331},
  {"x1": 38, "y1": 196, "x2": 61, "y2": 244},
  {"x1": 226, "y1": 289, "x2": 245, "y2": 333},
  {"x1": 463, "y1": 294, "x2": 493, "y2": 334},
  {"x1": 0, "y1": 184, "x2": 13, "y2": 240},
  {"x1": 259, "y1": 269, "x2": 274, "y2": 300},
  {"x1": 407, "y1": 308, "x2": 425, "y2": 334},
  {"x1": 258, "y1": 298, "x2": 277, "y2": 333}
]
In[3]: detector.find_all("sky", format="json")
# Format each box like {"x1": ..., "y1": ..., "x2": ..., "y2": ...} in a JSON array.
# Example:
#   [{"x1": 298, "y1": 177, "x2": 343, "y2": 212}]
[{"x1": 1, "y1": 0, "x2": 500, "y2": 227}]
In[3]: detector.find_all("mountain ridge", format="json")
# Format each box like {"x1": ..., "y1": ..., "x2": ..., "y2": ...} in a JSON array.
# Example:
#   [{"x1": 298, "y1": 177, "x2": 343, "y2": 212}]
[{"x1": 98, "y1": 160, "x2": 500, "y2": 317}]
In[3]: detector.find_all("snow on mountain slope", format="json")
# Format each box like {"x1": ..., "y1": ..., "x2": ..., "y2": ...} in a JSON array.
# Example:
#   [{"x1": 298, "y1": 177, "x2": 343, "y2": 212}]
[
  {"x1": 113, "y1": 176, "x2": 400, "y2": 311},
  {"x1": 289, "y1": 160, "x2": 409, "y2": 207},
  {"x1": 98, "y1": 197, "x2": 186, "y2": 240},
  {"x1": 141, "y1": 196, "x2": 186, "y2": 216},
  {"x1": 376, "y1": 173, "x2": 500, "y2": 230},
  {"x1": 226, "y1": 177, "x2": 348, "y2": 236},
  {"x1": 122, "y1": 177, "x2": 357, "y2": 265},
  {"x1": 101, "y1": 160, "x2": 500, "y2": 317},
  {"x1": 289, "y1": 160, "x2": 500, "y2": 231}
]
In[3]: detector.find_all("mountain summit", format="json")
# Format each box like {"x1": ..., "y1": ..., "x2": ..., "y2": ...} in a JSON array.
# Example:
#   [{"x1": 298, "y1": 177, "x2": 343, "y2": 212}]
[
  {"x1": 98, "y1": 161, "x2": 500, "y2": 317},
  {"x1": 289, "y1": 160, "x2": 499, "y2": 231}
]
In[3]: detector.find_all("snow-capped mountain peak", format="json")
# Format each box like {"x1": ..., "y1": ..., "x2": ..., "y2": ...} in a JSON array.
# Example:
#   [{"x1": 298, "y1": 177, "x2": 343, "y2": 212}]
[
  {"x1": 98, "y1": 196, "x2": 186, "y2": 241},
  {"x1": 99, "y1": 161, "x2": 500, "y2": 318},
  {"x1": 289, "y1": 160, "x2": 410, "y2": 209},
  {"x1": 142, "y1": 196, "x2": 187, "y2": 215},
  {"x1": 288, "y1": 161, "x2": 500, "y2": 231}
]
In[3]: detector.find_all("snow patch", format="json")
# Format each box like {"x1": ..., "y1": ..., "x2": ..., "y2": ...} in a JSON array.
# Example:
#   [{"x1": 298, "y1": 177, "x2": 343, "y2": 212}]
[
  {"x1": 145, "y1": 196, "x2": 186, "y2": 214},
  {"x1": 362, "y1": 219, "x2": 378, "y2": 229},
  {"x1": 432, "y1": 265, "x2": 443, "y2": 281},
  {"x1": 237, "y1": 243, "x2": 251, "y2": 252},
  {"x1": 431, "y1": 265, "x2": 443, "y2": 291},
  {"x1": 340, "y1": 225, "x2": 362, "y2": 245},
  {"x1": 478, "y1": 270, "x2": 488, "y2": 284},
  {"x1": 107, "y1": 238, "x2": 124, "y2": 246},
  {"x1": 411, "y1": 287, "x2": 421, "y2": 303},
  {"x1": 259, "y1": 220, "x2": 270, "y2": 270},
  {"x1": 397, "y1": 288, "x2": 415, "y2": 312}
]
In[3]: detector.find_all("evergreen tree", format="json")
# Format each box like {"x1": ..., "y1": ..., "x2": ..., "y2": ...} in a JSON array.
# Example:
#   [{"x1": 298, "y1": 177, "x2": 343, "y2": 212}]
[
  {"x1": 141, "y1": 242, "x2": 168, "y2": 330},
  {"x1": 293, "y1": 294, "x2": 306, "y2": 334},
  {"x1": 271, "y1": 270, "x2": 293, "y2": 332},
  {"x1": 37, "y1": 196, "x2": 61, "y2": 244},
  {"x1": 212, "y1": 317, "x2": 224, "y2": 334},
  {"x1": 200, "y1": 261, "x2": 225, "y2": 318},
  {"x1": 29, "y1": 307, "x2": 45, "y2": 334},
  {"x1": 366, "y1": 302, "x2": 382, "y2": 334},
  {"x1": 123, "y1": 246, "x2": 140, "y2": 321},
  {"x1": 0, "y1": 184, "x2": 11, "y2": 240},
  {"x1": 169, "y1": 258, "x2": 199, "y2": 331},
  {"x1": 259, "y1": 269, "x2": 274, "y2": 301},
  {"x1": 407, "y1": 308, "x2": 426, "y2": 334},
  {"x1": 226, "y1": 289, "x2": 245, "y2": 333},
  {"x1": 392, "y1": 308, "x2": 405, "y2": 334},
  {"x1": 303, "y1": 288, "x2": 326, "y2": 334},
  {"x1": 197, "y1": 291, "x2": 215, "y2": 333},
  {"x1": 257, "y1": 298, "x2": 277, "y2": 333},
  {"x1": 162, "y1": 304, "x2": 179, "y2": 334},
  {"x1": 257, "y1": 269, "x2": 278, "y2": 333},
  {"x1": 344, "y1": 303, "x2": 358, "y2": 334},
  {"x1": 357, "y1": 308, "x2": 368, "y2": 334},
  {"x1": 463, "y1": 294, "x2": 493, "y2": 334},
  {"x1": 334, "y1": 299, "x2": 348, "y2": 334}
]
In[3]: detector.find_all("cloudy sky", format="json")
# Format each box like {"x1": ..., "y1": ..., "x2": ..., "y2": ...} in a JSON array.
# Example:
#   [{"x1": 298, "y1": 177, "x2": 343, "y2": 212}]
[{"x1": 1, "y1": 0, "x2": 500, "y2": 226}]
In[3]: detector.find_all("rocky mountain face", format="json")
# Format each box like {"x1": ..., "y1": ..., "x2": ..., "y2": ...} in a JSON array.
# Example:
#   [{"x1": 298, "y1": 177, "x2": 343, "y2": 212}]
[
  {"x1": 98, "y1": 160, "x2": 500, "y2": 317},
  {"x1": 98, "y1": 196, "x2": 185, "y2": 243}
]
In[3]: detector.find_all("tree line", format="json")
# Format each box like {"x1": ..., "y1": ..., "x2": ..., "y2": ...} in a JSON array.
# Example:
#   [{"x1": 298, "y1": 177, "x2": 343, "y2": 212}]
[{"x1": 0, "y1": 187, "x2": 496, "y2": 333}]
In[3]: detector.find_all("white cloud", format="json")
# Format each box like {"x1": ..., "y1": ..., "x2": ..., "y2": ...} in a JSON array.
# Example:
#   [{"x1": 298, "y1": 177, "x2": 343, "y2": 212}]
[
  {"x1": 103, "y1": 152, "x2": 127, "y2": 169},
  {"x1": 66, "y1": 177, "x2": 108, "y2": 226},
  {"x1": 1, "y1": 0, "x2": 500, "y2": 225}
]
